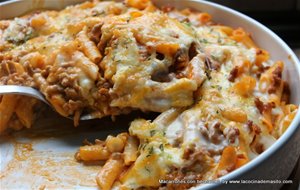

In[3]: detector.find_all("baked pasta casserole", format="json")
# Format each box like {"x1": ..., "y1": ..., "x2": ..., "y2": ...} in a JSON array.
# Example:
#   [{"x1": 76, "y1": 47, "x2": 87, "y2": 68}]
[{"x1": 0, "y1": 0, "x2": 298, "y2": 189}]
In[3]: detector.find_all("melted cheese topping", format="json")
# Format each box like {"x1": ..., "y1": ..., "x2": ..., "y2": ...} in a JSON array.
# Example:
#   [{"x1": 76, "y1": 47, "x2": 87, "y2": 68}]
[
  {"x1": 100, "y1": 12, "x2": 199, "y2": 111},
  {"x1": 0, "y1": 1, "x2": 206, "y2": 126},
  {"x1": 1, "y1": 1, "x2": 298, "y2": 189},
  {"x1": 107, "y1": 6, "x2": 297, "y2": 190}
]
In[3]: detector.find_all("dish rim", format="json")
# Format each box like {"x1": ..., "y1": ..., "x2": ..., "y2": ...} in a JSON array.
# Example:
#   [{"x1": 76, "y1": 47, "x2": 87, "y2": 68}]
[
  {"x1": 0, "y1": 0, "x2": 300, "y2": 189},
  {"x1": 186, "y1": 0, "x2": 300, "y2": 189}
]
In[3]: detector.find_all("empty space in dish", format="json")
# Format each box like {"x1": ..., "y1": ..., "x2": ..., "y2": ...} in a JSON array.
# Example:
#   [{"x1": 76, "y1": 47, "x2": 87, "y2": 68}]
[{"x1": 1, "y1": 0, "x2": 300, "y2": 190}]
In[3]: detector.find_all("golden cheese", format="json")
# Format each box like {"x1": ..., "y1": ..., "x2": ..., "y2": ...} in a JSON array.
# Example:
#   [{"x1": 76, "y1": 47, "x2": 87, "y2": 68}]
[{"x1": 0, "y1": 0, "x2": 298, "y2": 189}]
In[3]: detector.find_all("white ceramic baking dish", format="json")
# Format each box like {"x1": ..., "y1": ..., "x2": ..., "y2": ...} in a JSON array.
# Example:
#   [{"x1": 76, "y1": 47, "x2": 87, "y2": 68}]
[{"x1": 0, "y1": 0, "x2": 300, "y2": 190}]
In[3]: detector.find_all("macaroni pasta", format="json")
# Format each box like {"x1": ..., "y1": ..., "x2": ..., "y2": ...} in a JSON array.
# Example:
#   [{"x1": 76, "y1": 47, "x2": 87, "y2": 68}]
[{"x1": 0, "y1": 0, "x2": 298, "y2": 189}]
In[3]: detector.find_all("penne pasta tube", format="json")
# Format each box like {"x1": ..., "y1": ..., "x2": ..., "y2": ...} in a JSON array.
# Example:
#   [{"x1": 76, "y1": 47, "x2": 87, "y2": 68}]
[
  {"x1": 77, "y1": 30, "x2": 102, "y2": 63},
  {"x1": 106, "y1": 135, "x2": 126, "y2": 153},
  {"x1": 123, "y1": 136, "x2": 139, "y2": 165},
  {"x1": 198, "y1": 12, "x2": 211, "y2": 24},
  {"x1": 213, "y1": 25, "x2": 234, "y2": 36},
  {"x1": 231, "y1": 28, "x2": 257, "y2": 48},
  {"x1": 78, "y1": 144, "x2": 111, "y2": 161},
  {"x1": 15, "y1": 97, "x2": 38, "y2": 128},
  {"x1": 96, "y1": 154, "x2": 124, "y2": 190},
  {"x1": 215, "y1": 146, "x2": 237, "y2": 177},
  {"x1": 0, "y1": 95, "x2": 19, "y2": 133},
  {"x1": 221, "y1": 107, "x2": 248, "y2": 123}
]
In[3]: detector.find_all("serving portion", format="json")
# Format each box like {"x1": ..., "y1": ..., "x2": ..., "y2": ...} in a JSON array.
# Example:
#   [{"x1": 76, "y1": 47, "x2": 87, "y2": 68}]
[
  {"x1": 0, "y1": 0, "x2": 298, "y2": 190},
  {"x1": 0, "y1": 0, "x2": 204, "y2": 130}
]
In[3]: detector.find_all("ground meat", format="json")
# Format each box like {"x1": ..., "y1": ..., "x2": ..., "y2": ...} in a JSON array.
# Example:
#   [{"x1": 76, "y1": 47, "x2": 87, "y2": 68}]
[
  {"x1": 64, "y1": 87, "x2": 79, "y2": 99},
  {"x1": 89, "y1": 22, "x2": 104, "y2": 43},
  {"x1": 45, "y1": 85, "x2": 64, "y2": 96},
  {"x1": 199, "y1": 124, "x2": 209, "y2": 138},
  {"x1": 247, "y1": 120, "x2": 261, "y2": 135},
  {"x1": 254, "y1": 98, "x2": 275, "y2": 114},
  {"x1": 182, "y1": 144, "x2": 196, "y2": 159},
  {"x1": 0, "y1": 60, "x2": 35, "y2": 87},
  {"x1": 174, "y1": 42, "x2": 198, "y2": 75},
  {"x1": 199, "y1": 121, "x2": 225, "y2": 149},
  {"x1": 95, "y1": 80, "x2": 112, "y2": 101},
  {"x1": 272, "y1": 66, "x2": 282, "y2": 85},
  {"x1": 161, "y1": 43, "x2": 200, "y2": 81},
  {"x1": 98, "y1": 88, "x2": 110, "y2": 101},
  {"x1": 228, "y1": 66, "x2": 238, "y2": 82},
  {"x1": 268, "y1": 66, "x2": 282, "y2": 94},
  {"x1": 0, "y1": 72, "x2": 35, "y2": 87},
  {"x1": 43, "y1": 55, "x2": 96, "y2": 117},
  {"x1": 62, "y1": 100, "x2": 84, "y2": 114},
  {"x1": 209, "y1": 122, "x2": 223, "y2": 144},
  {"x1": 225, "y1": 127, "x2": 240, "y2": 143},
  {"x1": 188, "y1": 42, "x2": 198, "y2": 61},
  {"x1": 205, "y1": 56, "x2": 220, "y2": 70}
]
